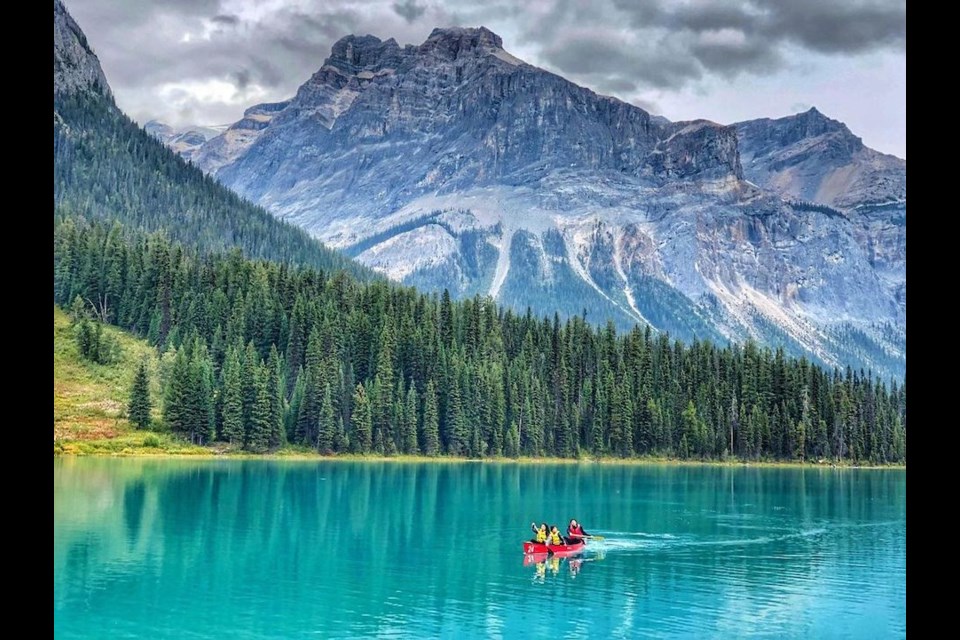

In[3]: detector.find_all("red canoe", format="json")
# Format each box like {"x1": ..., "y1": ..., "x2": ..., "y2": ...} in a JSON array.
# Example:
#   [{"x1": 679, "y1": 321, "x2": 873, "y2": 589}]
[{"x1": 522, "y1": 540, "x2": 586, "y2": 555}]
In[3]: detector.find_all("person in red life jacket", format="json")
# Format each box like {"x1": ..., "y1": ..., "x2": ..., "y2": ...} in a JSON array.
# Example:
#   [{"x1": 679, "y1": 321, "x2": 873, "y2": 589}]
[{"x1": 566, "y1": 519, "x2": 590, "y2": 544}]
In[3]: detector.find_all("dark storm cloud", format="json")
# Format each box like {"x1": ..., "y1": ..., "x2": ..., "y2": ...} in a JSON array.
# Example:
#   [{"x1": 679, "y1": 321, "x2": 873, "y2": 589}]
[
  {"x1": 210, "y1": 14, "x2": 240, "y2": 27},
  {"x1": 267, "y1": 9, "x2": 363, "y2": 57},
  {"x1": 759, "y1": 0, "x2": 906, "y2": 54},
  {"x1": 63, "y1": 0, "x2": 904, "y2": 127},
  {"x1": 690, "y1": 39, "x2": 782, "y2": 76},
  {"x1": 70, "y1": 0, "x2": 222, "y2": 27},
  {"x1": 393, "y1": 0, "x2": 427, "y2": 23},
  {"x1": 540, "y1": 35, "x2": 702, "y2": 92},
  {"x1": 518, "y1": 0, "x2": 904, "y2": 92},
  {"x1": 232, "y1": 69, "x2": 252, "y2": 90},
  {"x1": 611, "y1": 0, "x2": 906, "y2": 53}
]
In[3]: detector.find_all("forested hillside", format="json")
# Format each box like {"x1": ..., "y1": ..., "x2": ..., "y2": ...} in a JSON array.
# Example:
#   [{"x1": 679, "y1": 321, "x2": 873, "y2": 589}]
[
  {"x1": 54, "y1": 92, "x2": 372, "y2": 279},
  {"x1": 55, "y1": 219, "x2": 906, "y2": 463}
]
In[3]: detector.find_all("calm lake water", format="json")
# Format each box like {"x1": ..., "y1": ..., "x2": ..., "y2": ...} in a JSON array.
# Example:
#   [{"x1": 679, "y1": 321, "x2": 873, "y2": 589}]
[{"x1": 54, "y1": 458, "x2": 905, "y2": 639}]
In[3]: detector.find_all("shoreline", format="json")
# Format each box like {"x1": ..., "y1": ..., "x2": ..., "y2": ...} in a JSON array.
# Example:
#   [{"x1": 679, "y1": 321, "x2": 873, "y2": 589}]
[{"x1": 52, "y1": 442, "x2": 905, "y2": 470}]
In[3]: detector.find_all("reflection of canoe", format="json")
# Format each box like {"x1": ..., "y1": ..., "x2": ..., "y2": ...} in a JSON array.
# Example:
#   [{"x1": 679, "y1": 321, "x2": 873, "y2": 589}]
[
  {"x1": 523, "y1": 552, "x2": 550, "y2": 567},
  {"x1": 522, "y1": 540, "x2": 586, "y2": 555}
]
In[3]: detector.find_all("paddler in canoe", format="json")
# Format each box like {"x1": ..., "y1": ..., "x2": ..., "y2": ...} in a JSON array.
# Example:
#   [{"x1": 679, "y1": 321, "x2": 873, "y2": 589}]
[
  {"x1": 565, "y1": 519, "x2": 591, "y2": 544},
  {"x1": 530, "y1": 522, "x2": 548, "y2": 544},
  {"x1": 548, "y1": 525, "x2": 568, "y2": 546}
]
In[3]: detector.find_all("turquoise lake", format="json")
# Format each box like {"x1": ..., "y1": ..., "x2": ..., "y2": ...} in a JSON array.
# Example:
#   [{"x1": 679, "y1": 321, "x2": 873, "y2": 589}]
[{"x1": 54, "y1": 459, "x2": 905, "y2": 638}]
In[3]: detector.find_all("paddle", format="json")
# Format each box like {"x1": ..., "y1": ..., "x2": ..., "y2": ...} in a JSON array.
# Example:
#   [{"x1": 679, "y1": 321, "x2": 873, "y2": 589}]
[{"x1": 569, "y1": 534, "x2": 604, "y2": 541}]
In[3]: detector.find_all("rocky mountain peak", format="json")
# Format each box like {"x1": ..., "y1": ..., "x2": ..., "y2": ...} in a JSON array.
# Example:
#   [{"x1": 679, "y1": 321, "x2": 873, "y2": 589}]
[
  {"x1": 422, "y1": 26, "x2": 504, "y2": 57},
  {"x1": 198, "y1": 24, "x2": 746, "y2": 208},
  {"x1": 792, "y1": 106, "x2": 858, "y2": 144},
  {"x1": 735, "y1": 107, "x2": 904, "y2": 209},
  {"x1": 326, "y1": 34, "x2": 404, "y2": 73},
  {"x1": 54, "y1": 0, "x2": 112, "y2": 99},
  {"x1": 736, "y1": 107, "x2": 859, "y2": 152}
]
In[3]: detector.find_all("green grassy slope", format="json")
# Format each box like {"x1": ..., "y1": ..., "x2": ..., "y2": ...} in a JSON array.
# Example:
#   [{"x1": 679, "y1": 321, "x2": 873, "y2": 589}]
[{"x1": 53, "y1": 305, "x2": 205, "y2": 455}]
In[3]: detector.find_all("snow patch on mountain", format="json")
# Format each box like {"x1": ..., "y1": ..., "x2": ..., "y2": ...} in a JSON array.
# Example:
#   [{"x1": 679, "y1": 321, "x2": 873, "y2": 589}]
[
  {"x1": 488, "y1": 226, "x2": 515, "y2": 299},
  {"x1": 358, "y1": 224, "x2": 459, "y2": 280}
]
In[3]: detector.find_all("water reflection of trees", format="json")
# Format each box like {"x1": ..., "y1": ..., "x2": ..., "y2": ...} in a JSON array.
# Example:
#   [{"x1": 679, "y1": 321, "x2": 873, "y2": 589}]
[{"x1": 54, "y1": 460, "x2": 905, "y2": 637}]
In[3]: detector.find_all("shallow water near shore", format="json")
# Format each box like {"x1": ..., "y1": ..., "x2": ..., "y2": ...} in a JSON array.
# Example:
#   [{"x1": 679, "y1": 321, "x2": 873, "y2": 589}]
[{"x1": 54, "y1": 458, "x2": 905, "y2": 638}]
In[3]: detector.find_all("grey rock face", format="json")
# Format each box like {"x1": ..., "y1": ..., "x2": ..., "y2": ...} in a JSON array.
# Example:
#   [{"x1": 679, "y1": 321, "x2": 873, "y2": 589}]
[
  {"x1": 144, "y1": 120, "x2": 225, "y2": 164},
  {"x1": 735, "y1": 108, "x2": 906, "y2": 210},
  {"x1": 54, "y1": 0, "x2": 111, "y2": 99},
  {"x1": 184, "y1": 27, "x2": 905, "y2": 379},
  {"x1": 199, "y1": 27, "x2": 741, "y2": 230},
  {"x1": 734, "y1": 108, "x2": 906, "y2": 367}
]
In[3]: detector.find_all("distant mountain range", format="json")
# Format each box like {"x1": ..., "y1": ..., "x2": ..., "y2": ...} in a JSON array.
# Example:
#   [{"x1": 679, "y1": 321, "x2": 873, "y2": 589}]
[
  {"x1": 143, "y1": 121, "x2": 227, "y2": 164},
  {"x1": 74, "y1": 16, "x2": 907, "y2": 379}
]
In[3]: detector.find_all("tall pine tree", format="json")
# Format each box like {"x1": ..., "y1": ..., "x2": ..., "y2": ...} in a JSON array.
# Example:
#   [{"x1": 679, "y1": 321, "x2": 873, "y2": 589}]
[
  {"x1": 351, "y1": 383, "x2": 373, "y2": 454},
  {"x1": 128, "y1": 359, "x2": 152, "y2": 430}
]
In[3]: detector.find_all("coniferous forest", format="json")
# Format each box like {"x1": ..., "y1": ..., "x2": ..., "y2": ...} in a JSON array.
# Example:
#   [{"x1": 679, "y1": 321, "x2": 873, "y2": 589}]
[
  {"x1": 54, "y1": 218, "x2": 906, "y2": 463},
  {"x1": 54, "y1": 92, "x2": 371, "y2": 280}
]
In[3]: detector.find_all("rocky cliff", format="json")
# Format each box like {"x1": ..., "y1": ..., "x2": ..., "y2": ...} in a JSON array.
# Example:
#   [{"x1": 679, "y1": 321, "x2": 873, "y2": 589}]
[{"x1": 54, "y1": 0, "x2": 111, "y2": 99}]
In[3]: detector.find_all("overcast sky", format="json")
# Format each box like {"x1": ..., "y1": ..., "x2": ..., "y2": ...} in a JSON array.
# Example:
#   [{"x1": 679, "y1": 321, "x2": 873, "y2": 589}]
[{"x1": 65, "y1": 0, "x2": 906, "y2": 158}]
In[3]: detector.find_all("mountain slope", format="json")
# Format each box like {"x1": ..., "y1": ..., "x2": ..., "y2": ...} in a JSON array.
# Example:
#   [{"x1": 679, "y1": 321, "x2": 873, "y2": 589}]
[
  {"x1": 735, "y1": 109, "x2": 907, "y2": 349},
  {"x1": 182, "y1": 27, "x2": 905, "y2": 378},
  {"x1": 735, "y1": 107, "x2": 906, "y2": 210},
  {"x1": 53, "y1": 0, "x2": 371, "y2": 279}
]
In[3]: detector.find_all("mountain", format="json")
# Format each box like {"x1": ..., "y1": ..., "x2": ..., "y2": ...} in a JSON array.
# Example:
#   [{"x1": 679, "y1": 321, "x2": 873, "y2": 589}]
[
  {"x1": 177, "y1": 27, "x2": 903, "y2": 379},
  {"x1": 734, "y1": 109, "x2": 906, "y2": 348},
  {"x1": 52, "y1": 5, "x2": 906, "y2": 464},
  {"x1": 144, "y1": 120, "x2": 226, "y2": 164},
  {"x1": 735, "y1": 107, "x2": 906, "y2": 210},
  {"x1": 53, "y1": 0, "x2": 110, "y2": 98},
  {"x1": 53, "y1": 0, "x2": 369, "y2": 278}
]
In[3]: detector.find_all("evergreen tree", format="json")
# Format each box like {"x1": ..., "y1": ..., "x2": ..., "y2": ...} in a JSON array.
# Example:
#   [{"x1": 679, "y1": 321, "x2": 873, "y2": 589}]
[
  {"x1": 372, "y1": 324, "x2": 396, "y2": 453},
  {"x1": 266, "y1": 345, "x2": 285, "y2": 447},
  {"x1": 681, "y1": 401, "x2": 700, "y2": 460},
  {"x1": 402, "y1": 384, "x2": 418, "y2": 454},
  {"x1": 351, "y1": 383, "x2": 373, "y2": 454},
  {"x1": 505, "y1": 421, "x2": 520, "y2": 458},
  {"x1": 75, "y1": 316, "x2": 93, "y2": 359},
  {"x1": 796, "y1": 386, "x2": 810, "y2": 461},
  {"x1": 241, "y1": 342, "x2": 260, "y2": 439},
  {"x1": 445, "y1": 373, "x2": 467, "y2": 455},
  {"x1": 440, "y1": 289, "x2": 454, "y2": 347},
  {"x1": 128, "y1": 359, "x2": 152, "y2": 430},
  {"x1": 246, "y1": 364, "x2": 272, "y2": 452},
  {"x1": 220, "y1": 348, "x2": 244, "y2": 445},
  {"x1": 286, "y1": 367, "x2": 306, "y2": 443},
  {"x1": 334, "y1": 415, "x2": 348, "y2": 452},
  {"x1": 421, "y1": 380, "x2": 440, "y2": 456},
  {"x1": 162, "y1": 348, "x2": 189, "y2": 435},
  {"x1": 318, "y1": 384, "x2": 335, "y2": 453},
  {"x1": 189, "y1": 339, "x2": 216, "y2": 445}
]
